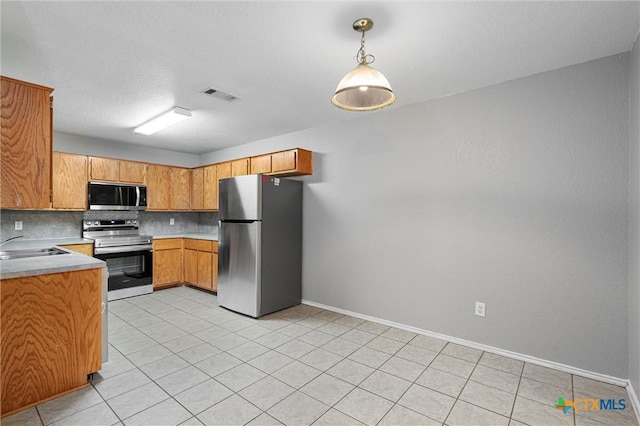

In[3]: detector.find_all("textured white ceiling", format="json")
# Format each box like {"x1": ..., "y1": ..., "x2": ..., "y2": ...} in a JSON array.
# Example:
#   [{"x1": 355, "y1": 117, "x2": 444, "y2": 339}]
[{"x1": 2, "y1": 1, "x2": 639, "y2": 155}]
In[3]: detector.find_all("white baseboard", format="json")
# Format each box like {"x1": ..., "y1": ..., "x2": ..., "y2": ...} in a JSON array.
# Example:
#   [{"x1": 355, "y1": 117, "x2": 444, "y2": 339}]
[
  {"x1": 628, "y1": 382, "x2": 640, "y2": 422},
  {"x1": 301, "y1": 299, "x2": 629, "y2": 388}
]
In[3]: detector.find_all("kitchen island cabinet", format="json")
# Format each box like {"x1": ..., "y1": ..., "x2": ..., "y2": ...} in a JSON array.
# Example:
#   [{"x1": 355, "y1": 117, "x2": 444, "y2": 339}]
[
  {"x1": 52, "y1": 152, "x2": 87, "y2": 210},
  {"x1": 1, "y1": 268, "x2": 102, "y2": 417},
  {"x1": 1, "y1": 76, "x2": 53, "y2": 209},
  {"x1": 58, "y1": 242, "x2": 94, "y2": 256}
]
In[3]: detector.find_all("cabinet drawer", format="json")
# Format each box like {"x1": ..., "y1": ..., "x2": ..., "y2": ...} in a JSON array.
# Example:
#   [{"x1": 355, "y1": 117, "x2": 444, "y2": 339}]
[
  {"x1": 197, "y1": 240, "x2": 213, "y2": 252},
  {"x1": 153, "y1": 238, "x2": 182, "y2": 250},
  {"x1": 183, "y1": 239, "x2": 198, "y2": 250}
]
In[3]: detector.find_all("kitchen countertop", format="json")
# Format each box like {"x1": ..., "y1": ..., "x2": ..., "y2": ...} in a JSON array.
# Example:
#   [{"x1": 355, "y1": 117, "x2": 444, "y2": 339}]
[{"x1": 0, "y1": 238, "x2": 104, "y2": 280}]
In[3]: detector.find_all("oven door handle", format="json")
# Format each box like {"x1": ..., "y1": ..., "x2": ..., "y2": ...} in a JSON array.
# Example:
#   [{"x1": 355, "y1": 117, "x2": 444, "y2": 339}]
[{"x1": 94, "y1": 244, "x2": 153, "y2": 255}]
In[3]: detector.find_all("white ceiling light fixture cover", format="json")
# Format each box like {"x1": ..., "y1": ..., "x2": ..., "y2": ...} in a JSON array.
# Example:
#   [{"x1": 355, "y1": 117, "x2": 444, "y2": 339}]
[
  {"x1": 133, "y1": 107, "x2": 192, "y2": 135},
  {"x1": 331, "y1": 18, "x2": 396, "y2": 112}
]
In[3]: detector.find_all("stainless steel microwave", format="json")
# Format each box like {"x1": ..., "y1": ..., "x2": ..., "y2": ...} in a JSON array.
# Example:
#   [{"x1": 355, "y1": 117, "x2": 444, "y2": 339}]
[{"x1": 88, "y1": 182, "x2": 147, "y2": 211}]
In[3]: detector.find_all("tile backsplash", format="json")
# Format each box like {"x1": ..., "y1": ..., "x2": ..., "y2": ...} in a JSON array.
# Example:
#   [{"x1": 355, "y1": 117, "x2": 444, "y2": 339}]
[{"x1": 1, "y1": 210, "x2": 218, "y2": 242}]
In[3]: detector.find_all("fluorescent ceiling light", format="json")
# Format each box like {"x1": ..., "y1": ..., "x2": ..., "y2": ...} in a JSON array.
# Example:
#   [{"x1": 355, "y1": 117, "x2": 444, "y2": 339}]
[{"x1": 133, "y1": 107, "x2": 192, "y2": 135}]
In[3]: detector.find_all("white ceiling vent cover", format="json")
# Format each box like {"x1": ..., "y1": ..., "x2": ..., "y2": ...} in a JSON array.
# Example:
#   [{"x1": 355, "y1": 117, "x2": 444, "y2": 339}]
[{"x1": 202, "y1": 87, "x2": 238, "y2": 101}]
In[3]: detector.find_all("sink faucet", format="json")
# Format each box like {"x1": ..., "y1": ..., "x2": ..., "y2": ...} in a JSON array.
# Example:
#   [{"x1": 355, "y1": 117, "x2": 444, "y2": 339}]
[{"x1": 0, "y1": 235, "x2": 28, "y2": 246}]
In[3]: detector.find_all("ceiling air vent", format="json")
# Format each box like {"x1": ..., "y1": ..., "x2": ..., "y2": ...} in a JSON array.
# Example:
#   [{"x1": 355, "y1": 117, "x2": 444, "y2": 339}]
[{"x1": 202, "y1": 87, "x2": 238, "y2": 102}]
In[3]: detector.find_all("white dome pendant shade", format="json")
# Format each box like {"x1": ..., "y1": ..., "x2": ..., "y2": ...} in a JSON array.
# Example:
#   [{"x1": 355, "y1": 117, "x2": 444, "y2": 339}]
[
  {"x1": 331, "y1": 18, "x2": 396, "y2": 112},
  {"x1": 332, "y1": 63, "x2": 396, "y2": 111}
]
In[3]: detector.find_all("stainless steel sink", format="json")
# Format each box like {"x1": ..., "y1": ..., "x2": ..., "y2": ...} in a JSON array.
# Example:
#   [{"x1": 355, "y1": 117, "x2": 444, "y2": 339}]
[{"x1": 0, "y1": 247, "x2": 69, "y2": 261}]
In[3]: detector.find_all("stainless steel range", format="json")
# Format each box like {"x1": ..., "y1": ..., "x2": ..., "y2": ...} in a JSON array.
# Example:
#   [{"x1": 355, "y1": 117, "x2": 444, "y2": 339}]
[{"x1": 83, "y1": 217, "x2": 153, "y2": 301}]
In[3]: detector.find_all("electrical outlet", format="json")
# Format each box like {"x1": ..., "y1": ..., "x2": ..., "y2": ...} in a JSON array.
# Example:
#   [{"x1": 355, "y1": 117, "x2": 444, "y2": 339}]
[
  {"x1": 14, "y1": 221, "x2": 23, "y2": 231},
  {"x1": 169, "y1": 218, "x2": 175, "y2": 226},
  {"x1": 475, "y1": 301, "x2": 486, "y2": 317}
]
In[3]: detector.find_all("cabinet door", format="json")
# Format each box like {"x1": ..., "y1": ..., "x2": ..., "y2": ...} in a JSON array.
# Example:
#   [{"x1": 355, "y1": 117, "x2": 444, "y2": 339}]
[
  {"x1": 215, "y1": 162, "x2": 231, "y2": 210},
  {"x1": 203, "y1": 165, "x2": 217, "y2": 210},
  {"x1": 230, "y1": 158, "x2": 249, "y2": 177},
  {"x1": 52, "y1": 152, "x2": 87, "y2": 210},
  {"x1": 271, "y1": 150, "x2": 297, "y2": 173},
  {"x1": 153, "y1": 248, "x2": 182, "y2": 286},
  {"x1": 250, "y1": 154, "x2": 272, "y2": 174},
  {"x1": 89, "y1": 157, "x2": 119, "y2": 182},
  {"x1": 1, "y1": 268, "x2": 101, "y2": 415},
  {"x1": 198, "y1": 250, "x2": 212, "y2": 289},
  {"x1": 211, "y1": 251, "x2": 218, "y2": 292},
  {"x1": 191, "y1": 167, "x2": 204, "y2": 211},
  {"x1": 147, "y1": 165, "x2": 171, "y2": 210},
  {"x1": 170, "y1": 167, "x2": 191, "y2": 210},
  {"x1": 183, "y1": 248, "x2": 198, "y2": 285},
  {"x1": 119, "y1": 160, "x2": 145, "y2": 184},
  {"x1": 1, "y1": 77, "x2": 53, "y2": 209}
]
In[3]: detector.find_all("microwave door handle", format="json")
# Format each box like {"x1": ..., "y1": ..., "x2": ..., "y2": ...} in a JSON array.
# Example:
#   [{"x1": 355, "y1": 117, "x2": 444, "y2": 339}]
[
  {"x1": 136, "y1": 186, "x2": 140, "y2": 207},
  {"x1": 117, "y1": 186, "x2": 123, "y2": 205}
]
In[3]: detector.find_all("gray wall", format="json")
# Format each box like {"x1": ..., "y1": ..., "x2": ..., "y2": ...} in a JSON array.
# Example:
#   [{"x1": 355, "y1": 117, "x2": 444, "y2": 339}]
[
  {"x1": 54, "y1": 132, "x2": 200, "y2": 168},
  {"x1": 630, "y1": 32, "x2": 640, "y2": 393},
  {"x1": 203, "y1": 54, "x2": 631, "y2": 378}
]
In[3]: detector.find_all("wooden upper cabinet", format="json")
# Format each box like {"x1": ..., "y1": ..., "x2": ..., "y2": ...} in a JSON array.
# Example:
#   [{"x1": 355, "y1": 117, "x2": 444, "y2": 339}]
[
  {"x1": 52, "y1": 152, "x2": 87, "y2": 210},
  {"x1": 89, "y1": 157, "x2": 145, "y2": 183},
  {"x1": 1, "y1": 76, "x2": 53, "y2": 209},
  {"x1": 216, "y1": 162, "x2": 232, "y2": 210},
  {"x1": 250, "y1": 154, "x2": 272, "y2": 174},
  {"x1": 119, "y1": 160, "x2": 145, "y2": 184},
  {"x1": 146, "y1": 164, "x2": 171, "y2": 210},
  {"x1": 203, "y1": 165, "x2": 217, "y2": 210},
  {"x1": 247, "y1": 148, "x2": 313, "y2": 177},
  {"x1": 230, "y1": 158, "x2": 249, "y2": 177},
  {"x1": 89, "y1": 157, "x2": 119, "y2": 182},
  {"x1": 272, "y1": 150, "x2": 297, "y2": 173},
  {"x1": 191, "y1": 167, "x2": 204, "y2": 211},
  {"x1": 170, "y1": 167, "x2": 191, "y2": 211}
]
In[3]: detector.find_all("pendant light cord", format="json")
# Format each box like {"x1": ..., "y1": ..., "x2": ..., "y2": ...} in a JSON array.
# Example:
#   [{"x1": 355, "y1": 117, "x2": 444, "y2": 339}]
[{"x1": 356, "y1": 30, "x2": 375, "y2": 65}]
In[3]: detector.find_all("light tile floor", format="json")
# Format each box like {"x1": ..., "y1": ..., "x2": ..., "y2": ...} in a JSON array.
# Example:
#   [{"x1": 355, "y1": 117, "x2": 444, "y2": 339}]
[{"x1": 4, "y1": 286, "x2": 638, "y2": 426}]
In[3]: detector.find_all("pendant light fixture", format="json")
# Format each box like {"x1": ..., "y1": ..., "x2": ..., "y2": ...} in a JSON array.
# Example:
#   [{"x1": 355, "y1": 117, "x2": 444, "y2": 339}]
[{"x1": 331, "y1": 18, "x2": 396, "y2": 112}]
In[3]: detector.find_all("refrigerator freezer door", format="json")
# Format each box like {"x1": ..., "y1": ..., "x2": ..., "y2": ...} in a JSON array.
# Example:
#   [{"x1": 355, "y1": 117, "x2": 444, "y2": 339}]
[
  {"x1": 218, "y1": 221, "x2": 261, "y2": 317},
  {"x1": 219, "y1": 174, "x2": 262, "y2": 221}
]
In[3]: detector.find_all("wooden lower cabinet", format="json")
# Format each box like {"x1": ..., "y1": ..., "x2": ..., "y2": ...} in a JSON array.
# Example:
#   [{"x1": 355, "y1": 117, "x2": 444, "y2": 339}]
[
  {"x1": 153, "y1": 239, "x2": 183, "y2": 288},
  {"x1": 183, "y1": 239, "x2": 217, "y2": 292},
  {"x1": 58, "y1": 243, "x2": 93, "y2": 256},
  {"x1": 1, "y1": 268, "x2": 102, "y2": 416}
]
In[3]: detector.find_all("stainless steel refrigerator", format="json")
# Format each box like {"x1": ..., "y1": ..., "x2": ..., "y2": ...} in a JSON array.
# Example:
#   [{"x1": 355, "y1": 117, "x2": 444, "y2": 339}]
[{"x1": 218, "y1": 174, "x2": 302, "y2": 317}]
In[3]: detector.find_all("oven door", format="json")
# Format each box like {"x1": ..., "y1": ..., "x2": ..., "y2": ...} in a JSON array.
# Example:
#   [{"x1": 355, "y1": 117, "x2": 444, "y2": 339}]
[{"x1": 94, "y1": 248, "x2": 153, "y2": 301}]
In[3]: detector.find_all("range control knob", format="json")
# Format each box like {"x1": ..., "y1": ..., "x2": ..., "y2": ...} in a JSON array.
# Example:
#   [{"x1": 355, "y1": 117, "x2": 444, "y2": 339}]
[
  {"x1": 126, "y1": 220, "x2": 131, "y2": 224},
  {"x1": 94, "y1": 221, "x2": 99, "y2": 225},
  {"x1": 132, "y1": 219, "x2": 137, "y2": 224},
  {"x1": 85, "y1": 221, "x2": 92, "y2": 226}
]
